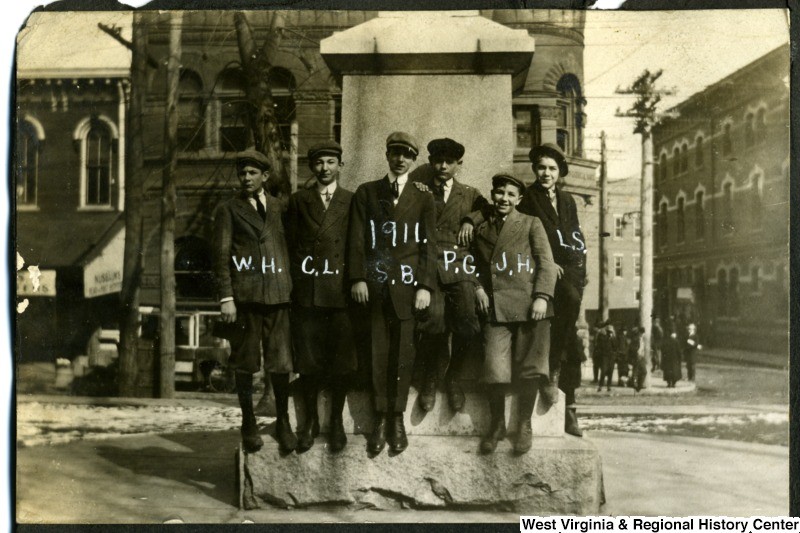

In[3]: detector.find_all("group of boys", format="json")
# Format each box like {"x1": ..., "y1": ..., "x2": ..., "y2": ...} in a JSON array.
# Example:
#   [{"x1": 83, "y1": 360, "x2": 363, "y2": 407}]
[{"x1": 212, "y1": 132, "x2": 588, "y2": 457}]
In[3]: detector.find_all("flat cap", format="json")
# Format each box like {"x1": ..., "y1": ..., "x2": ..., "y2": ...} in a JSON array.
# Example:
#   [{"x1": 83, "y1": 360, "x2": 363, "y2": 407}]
[
  {"x1": 528, "y1": 142, "x2": 568, "y2": 177},
  {"x1": 307, "y1": 140, "x2": 343, "y2": 162},
  {"x1": 427, "y1": 137, "x2": 465, "y2": 160},
  {"x1": 236, "y1": 149, "x2": 271, "y2": 171},
  {"x1": 386, "y1": 131, "x2": 419, "y2": 156},
  {"x1": 491, "y1": 173, "x2": 526, "y2": 193}
]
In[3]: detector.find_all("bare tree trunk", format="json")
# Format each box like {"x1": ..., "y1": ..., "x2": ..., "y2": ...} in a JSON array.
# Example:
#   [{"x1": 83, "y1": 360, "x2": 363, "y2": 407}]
[
  {"x1": 118, "y1": 12, "x2": 147, "y2": 397},
  {"x1": 159, "y1": 12, "x2": 182, "y2": 399},
  {"x1": 233, "y1": 11, "x2": 290, "y2": 205}
]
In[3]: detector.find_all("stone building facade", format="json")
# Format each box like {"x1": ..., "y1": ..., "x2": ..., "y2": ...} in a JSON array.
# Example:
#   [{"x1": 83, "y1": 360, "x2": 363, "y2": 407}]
[{"x1": 651, "y1": 43, "x2": 789, "y2": 353}]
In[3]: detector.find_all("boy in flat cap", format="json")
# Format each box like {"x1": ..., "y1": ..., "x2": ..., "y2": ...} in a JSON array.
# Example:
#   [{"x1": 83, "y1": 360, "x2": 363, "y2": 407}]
[
  {"x1": 286, "y1": 141, "x2": 356, "y2": 453},
  {"x1": 471, "y1": 173, "x2": 557, "y2": 454},
  {"x1": 413, "y1": 137, "x2": 488, "y2": 412},
  {"x1": 212, "y1": 149, "x2": 296, "y2": 453},
  {"x1": 348, "y1": 132, "x2": 436, "y2": 454},
  {"x1": 460, "y1": 143, "x2": 588, "y2": 437}
]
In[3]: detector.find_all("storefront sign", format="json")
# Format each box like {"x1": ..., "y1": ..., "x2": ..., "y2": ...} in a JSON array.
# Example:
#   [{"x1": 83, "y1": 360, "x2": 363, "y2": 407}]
[
  {"x1": 84, "y1": 227, "x2": 125, "y2": 298},
  {"x1": 16, "y1": 268, "x2": 56, "y2": 296}
]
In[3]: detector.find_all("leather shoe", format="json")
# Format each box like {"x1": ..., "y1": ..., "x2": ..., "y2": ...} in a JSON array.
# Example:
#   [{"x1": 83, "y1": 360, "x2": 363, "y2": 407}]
[
  {"x1": 479, "y1": 419, "x2": 506, "y2": 454},
  {"x1": 514, "y1": 419, "x2": 533, "y2": 454},
  {"x1": 446, "y1": 381, "x2": 465, "y2": 412},
  {"x1": 367, "y1": 414, "x2": 386, "y2": 455},
  {"x1": 241, "y1": 424, "x2": 264, "y2": 453},
  {"x1": 296, "y1": 416, "x2": 320, "y2": 453},
  {"x1": 565, "y1": 407, "x2": 583, "y2": 437},
  {"x1": 418, "y1": 377, "x2": 437, "y2": 412},
  {"x1": 329, "y1": 417, "x2": 347, "y2": 452},
  {"x1": 389, "y1": 414, "x2": 408, "y2": 453},
  {"x1": 275, "y1": 414, "x2": 297, "y2": 452}
]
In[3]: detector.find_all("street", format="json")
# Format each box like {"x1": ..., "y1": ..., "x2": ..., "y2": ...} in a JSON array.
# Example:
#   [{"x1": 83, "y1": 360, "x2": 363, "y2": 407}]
[{"x1": 15, "y1": 356, "x2": 790, "y2": 522}]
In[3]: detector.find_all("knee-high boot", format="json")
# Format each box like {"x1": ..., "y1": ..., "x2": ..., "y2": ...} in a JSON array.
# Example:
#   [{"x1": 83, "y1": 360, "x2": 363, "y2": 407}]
[
  {"x1": 270, "y1": 373, "x2": 297, "y2": 452},
  {"x1": 236, "y1": 372, "x2": 263, "y2": 453},
  {"x1": 296, "y1": 375, "x2": 319, "y2": 452},
  {"x1": 480, "y1": 386, "x2": 506, "y2": 454},
  {"x1": 515, "y1": 380, "x2": 538, "y2": 454}
]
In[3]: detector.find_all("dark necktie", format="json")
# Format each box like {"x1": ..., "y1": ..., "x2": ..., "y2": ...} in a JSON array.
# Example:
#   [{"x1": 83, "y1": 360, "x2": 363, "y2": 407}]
[
  {"x1": 433, "y1": 182, "x2": 445, "y2": 217},
  {"x1": 391, "y1": 179, "x2": 400, "y2": 199},
  {"x1": 495, "y1": 216, "x2": 505, "y2": 235},
  {"x1": 253, "y1": 193, "x2": 266, "y2": 221}
]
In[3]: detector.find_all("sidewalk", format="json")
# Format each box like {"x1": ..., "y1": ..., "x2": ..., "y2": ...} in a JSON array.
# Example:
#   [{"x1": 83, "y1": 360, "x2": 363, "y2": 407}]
[
  {"x1": 16, "y1": 428, "x2": 789, "y2": 523},
  {"x1": 698, "y1": 347, "x2": 788, "y2": 369}
]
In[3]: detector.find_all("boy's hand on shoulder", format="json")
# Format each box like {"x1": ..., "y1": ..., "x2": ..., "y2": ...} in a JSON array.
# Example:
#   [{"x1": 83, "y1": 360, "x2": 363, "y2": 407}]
[
  {"x1": 413, "y1": 182, "x2": 431, "y2": 193},
  {"x1": 458, "y1": 222, "x2": 474, "y2": 246}
]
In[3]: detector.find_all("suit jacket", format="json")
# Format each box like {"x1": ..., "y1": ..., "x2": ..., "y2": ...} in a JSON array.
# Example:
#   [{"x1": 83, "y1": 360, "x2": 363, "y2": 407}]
[
  {"x1": 518, "y1": 182, "x2": 587, "y2": 289},
  {"x1": 419, "y1": 175, "x2": 489, "y2": 286},
  {"x1": 212, "y1": 192, "x2": 292, "y2": 305},
  {"x1": 472, "y1": 209, "x2": 557, "y2": 323},
  {"x1": 286, "y1": 184, "x2": 353, "y2": 309},
  {"x1": 348, "y1": 175, "x2": 437, "y2": 320}
]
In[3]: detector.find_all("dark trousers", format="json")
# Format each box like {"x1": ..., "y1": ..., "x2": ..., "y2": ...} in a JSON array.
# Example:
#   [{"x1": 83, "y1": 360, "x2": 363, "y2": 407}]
[
  {"x1": 292, "y1": 305, "x2": 357, "y2": 378},
  {"x1": 416, "y1": 281, "x2": 481, "y2": 381},
  {"x1": 598, "y1": 365, "x2": 613, "y2": 389},
  {"x1": 551, "y1": 279, "x2": 583, "y2": 391},
  {"x1": 228, "y1": 303, "x2": 292, "y2": 374},
  {"x1": 371, "y1": 290, "x2": 416, "y2": 413},
  {"x1": 685, "y1": 353, "x2": 696, "y2": 381}
]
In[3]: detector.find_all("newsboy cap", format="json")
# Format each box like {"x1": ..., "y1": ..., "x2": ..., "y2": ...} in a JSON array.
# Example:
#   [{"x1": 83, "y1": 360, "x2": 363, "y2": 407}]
[
  {"x1": 528, "y1": 142, "x2": 568, "y2": 177},
  {"x1": 307, "y1": 140, "x2": 343, "y2": 162},
  {"x1": 491, "y1": 173, "x2": 526, "y2": 193},
  {"x1": 427, "y1": 137, "x2": 465, "y2": 160},
  {"x1": 236, "y1": 149, "x2": 271, "y2": 171},
  {"x1": 386, "y1": 131, "x2": 419, "y2": 156}
]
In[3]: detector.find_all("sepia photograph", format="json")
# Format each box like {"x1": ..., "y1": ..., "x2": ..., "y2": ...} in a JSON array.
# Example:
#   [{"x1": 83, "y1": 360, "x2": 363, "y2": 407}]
[{"x1": 11, "y1": 2, "x2": 793, "y2": 526}]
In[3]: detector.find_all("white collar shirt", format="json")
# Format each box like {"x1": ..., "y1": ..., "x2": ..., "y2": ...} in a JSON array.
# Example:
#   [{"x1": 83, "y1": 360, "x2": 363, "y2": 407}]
[
  {"x1": 389, "y1": 172, "x2": 409, "y2": 205},
  {"x1": 317, "y1": 181, "x2": 338, "y2": 209}
]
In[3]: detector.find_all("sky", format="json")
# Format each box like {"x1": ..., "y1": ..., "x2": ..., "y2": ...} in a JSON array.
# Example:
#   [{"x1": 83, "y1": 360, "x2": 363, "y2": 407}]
[{"x1": 0, "y1": 4, "x2": 792, "y2": 527}]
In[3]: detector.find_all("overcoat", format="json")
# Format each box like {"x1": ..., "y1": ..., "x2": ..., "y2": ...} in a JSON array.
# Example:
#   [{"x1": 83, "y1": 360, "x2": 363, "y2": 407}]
[
  {"x1": 286, "y1": 185, "x2": 353, "y2": 309},
  {"x1": 212, "y1": 193, "x2": 292, "y2": 305},
  {"x1": 348, "y1": 176, "x2": 437, "y2": 320},
  {"x1": 472, "y1": 209, "x2": 557, "y2": 323}
]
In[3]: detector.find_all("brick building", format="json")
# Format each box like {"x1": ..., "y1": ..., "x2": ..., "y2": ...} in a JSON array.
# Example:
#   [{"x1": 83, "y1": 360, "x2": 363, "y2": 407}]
[{"x1": 651, "y1": 43, "x2": 789, "y2": 353}]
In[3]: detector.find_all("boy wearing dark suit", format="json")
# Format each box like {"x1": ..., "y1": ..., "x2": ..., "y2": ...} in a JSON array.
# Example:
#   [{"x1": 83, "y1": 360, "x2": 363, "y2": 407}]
[
  {"x1": 472, "y1": 174, "x2": 557, "y2": 454},
  {"x1": 414, "y1": 138, "x2": 488, "y2": 412},
  {"x1": 286, "y1": 141, "x2": 356, "y2": 453},
  {"x1": 348, "y1": 132, "x2": 437, "y2": 455},
  {"x1": 212, "y1": 149, "x2": 296, "y2": 453}
]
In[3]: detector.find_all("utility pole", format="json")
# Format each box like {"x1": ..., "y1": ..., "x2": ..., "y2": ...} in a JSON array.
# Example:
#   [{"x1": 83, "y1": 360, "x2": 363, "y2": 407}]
[
  {"x1": 616, "y1": 69, "x2": 675, "y2": 390},
  {"x1": 598, "y1": 130, "x2": 609, "y2": 323},
  {"x1": 159, "y1": 12, "x2": 182, "y2": 399}
]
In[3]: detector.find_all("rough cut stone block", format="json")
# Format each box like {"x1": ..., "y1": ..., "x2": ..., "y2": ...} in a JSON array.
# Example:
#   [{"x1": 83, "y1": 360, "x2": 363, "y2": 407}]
[
  {"x1": 239, "y1": 435, "x2": 602, "y2": 513},
  {"x1": 287, "y1": 388, "x2": 565, "y2": 438}
]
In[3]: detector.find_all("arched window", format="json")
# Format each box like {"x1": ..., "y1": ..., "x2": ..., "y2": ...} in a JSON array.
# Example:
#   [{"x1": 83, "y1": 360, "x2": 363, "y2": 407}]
[
  {"x1": 677, "y1": 197, "x2": 685, "y2": 243},
  {"x1": 717, "y1": 269, "x2": 728, "y2": 316},
  {"x1": 659, "y1": 203, "x2": 668, "y2": 247},
  {"x1": 695, "y1": 191, "x2": 705, "y2": 239},
  {"x1": 695, "y1": 136, "x2": 704, "y2": 168},
  {"x1": 17, "y1": 117, "x2": 43, "y2": 206},
  {"x1": 672, "y1": 147, "x2": 680, "y2": 176},
  {"x1": 722, "y1": 182, "x2": 733, "y2": 233},
  {"x1": 744, "y1": 113, "x2": 755, "y2": 147},
  {"x1": 756, "y1": 108, "x2": 766, "y2": 138},
  {"x1": 556, "y1": 74, "x2": 584, "y2": 157},
  {"x1": 178, "y1": 69, "x2": 205, "y2": 152},
  {"x1": 659, "y1": 153, "x2": 667, "y2": 183},
  {"x1": 267, "y1": 67, "x2": 297, "y2": 152},
  {"x1": 729, "y1": 268, "x2": 740, "y2": 317},
  {"x1": 722, "y1": 123, "x2": 732, "y2": 155},
  {"x1": 680, "y1": 143, "x2": 689, "y2": 173},
  {"x1": 74, "y1": 116, "x2": 119, "y2": 208},
  {"x1": 751, "y1": 173, "x2": 763, "y2": 229},
  {"x1": 216, "y1": 68, "x2": 249, "y2": 153}
]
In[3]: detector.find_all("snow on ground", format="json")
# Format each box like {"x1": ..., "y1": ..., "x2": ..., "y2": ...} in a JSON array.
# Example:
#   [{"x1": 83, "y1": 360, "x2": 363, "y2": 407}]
[{"x1": 16, "y1": 402, "x2": 789, "y2": 448}]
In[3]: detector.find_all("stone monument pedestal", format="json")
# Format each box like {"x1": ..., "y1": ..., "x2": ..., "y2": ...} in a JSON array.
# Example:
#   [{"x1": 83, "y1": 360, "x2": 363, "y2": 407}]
[{"x1": 238, "y1": 388, "x2": 603, "y2": 513}]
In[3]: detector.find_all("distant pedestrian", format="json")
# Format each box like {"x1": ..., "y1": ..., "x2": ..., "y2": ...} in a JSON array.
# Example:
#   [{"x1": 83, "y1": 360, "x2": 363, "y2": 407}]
[
  {"x1": 628, "y1": 327, "x2": 647, "y2": 392},
  {"x1": 661, "y1": 320, "x2": 682, "y2": 388},
  {"x1": 615, "y1": 325, "x2": 629, "y2": 387},
  {"x1": 590, "y1": 320, "x2": 604, "y2": 384},
  {"x1": 595, "y1": 322, "x2": 616, "y2": 392},
  {"x1": 651, "y1": 316, "x2": 663, "y2": 372},
  {"x1": 683, "y1": 323, "x2": 702, "y2": 382}
]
